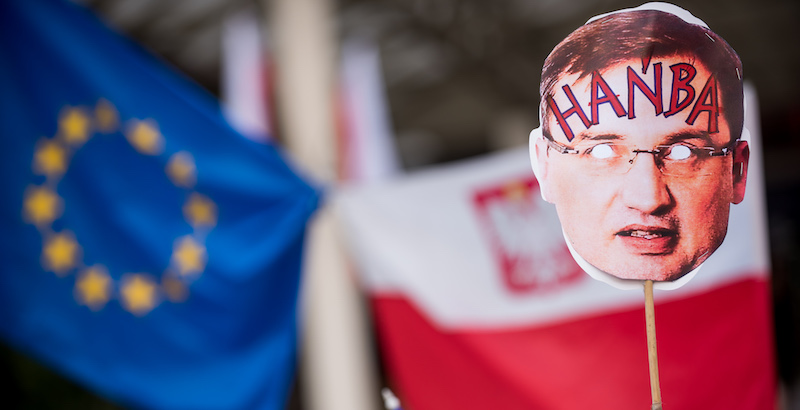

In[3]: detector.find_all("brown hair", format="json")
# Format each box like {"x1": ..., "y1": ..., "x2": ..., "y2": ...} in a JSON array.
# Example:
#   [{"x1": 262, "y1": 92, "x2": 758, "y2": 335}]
[{"x1": 540, "y1": 9, "x2": 743, "y2": 141}]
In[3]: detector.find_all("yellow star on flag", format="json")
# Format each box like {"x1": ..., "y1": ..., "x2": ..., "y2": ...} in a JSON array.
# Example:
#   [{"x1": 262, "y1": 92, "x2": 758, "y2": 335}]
[
  {"x1": 120, "y1": 274, "x2": 159, "y2": 316},
  {"x1": 125, "y1": 120, "x2": 164, "y2": 155},
  {"x1": 166, "y1": 151, "x2": 196, "y2": 188},
  {"x1": 59, "y1": 107, "x2": 92, "y2": 146},
  {"x1": 42, "y1": 231, "x2": 82, "y2": 276},
  {"x1": 171, "y1": 235, "x2": 206, "y2": 277},
  {"x1": 95, "y1": 99, "x2": 119, "y2": 133},
  {"x1": 184, "y1": 193, "x2": 217, "y2": 228},
  {"x1": 161, "y1": 273, "x2": 189, "y2": 303},
  {"x1": 33, "y1": 139, "x2": 68, "y2": 177},
  {"x1": 23, "y1": 185, "x2": 63, "y2": 227},
  {"x1": 75, "y1": 265, "x2": 112, "y2": 311}
]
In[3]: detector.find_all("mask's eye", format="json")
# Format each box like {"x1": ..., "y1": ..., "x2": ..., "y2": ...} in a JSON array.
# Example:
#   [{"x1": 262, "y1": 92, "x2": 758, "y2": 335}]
[
  {"x1": 665, "y1": 144, "x2": 693, "y2": 161},
  {"x1": 586, "y1": 143, "x2": 616, "y2": 159}
]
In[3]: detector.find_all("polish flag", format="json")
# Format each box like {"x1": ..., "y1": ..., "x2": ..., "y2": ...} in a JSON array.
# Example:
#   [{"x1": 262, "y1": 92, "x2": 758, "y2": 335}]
[{"x1": 336, "y1": 85, "x2": 775, "y2": 410}]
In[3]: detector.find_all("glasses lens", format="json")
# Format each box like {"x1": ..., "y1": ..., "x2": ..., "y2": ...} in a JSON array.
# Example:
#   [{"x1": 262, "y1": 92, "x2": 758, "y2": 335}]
[
  {"x1": 577, "y1": 143, "x2": 631, "y2": 175},
  {"x1": 657, "y1": 145, "x2": 720, "y2": 177}
]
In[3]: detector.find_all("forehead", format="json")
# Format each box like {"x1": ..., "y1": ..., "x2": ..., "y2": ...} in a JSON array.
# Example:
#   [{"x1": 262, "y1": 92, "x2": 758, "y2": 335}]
[{"x1": 545, "y1": 56, "x2": 731, "y2": 145}]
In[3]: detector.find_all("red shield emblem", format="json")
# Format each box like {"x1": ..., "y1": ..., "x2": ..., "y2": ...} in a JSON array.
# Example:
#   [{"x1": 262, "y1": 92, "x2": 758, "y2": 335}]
[{"x1": 473, "y1": 176, "x2": 583, "y2": 293}]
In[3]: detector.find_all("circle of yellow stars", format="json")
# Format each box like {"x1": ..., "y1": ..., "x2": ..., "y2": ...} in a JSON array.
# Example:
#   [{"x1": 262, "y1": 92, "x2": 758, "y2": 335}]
[{"x1": 23, "y1": 99, "x2": 217, "y2": 316}]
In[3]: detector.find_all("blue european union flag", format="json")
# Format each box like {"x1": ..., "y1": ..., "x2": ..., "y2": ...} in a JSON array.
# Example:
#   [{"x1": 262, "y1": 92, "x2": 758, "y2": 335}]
[{"x1": 0, "y1": 0, "x2": 320, "y2": 408}]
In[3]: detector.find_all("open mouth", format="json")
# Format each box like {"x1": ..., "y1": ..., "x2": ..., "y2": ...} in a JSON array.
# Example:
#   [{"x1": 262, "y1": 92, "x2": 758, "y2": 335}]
[
  {"x1": 620, "y1": 229, "x2": 674, "y2": 240},
  {"x1": 615, "y1": 226, "x2": 678, "y2": 254}
]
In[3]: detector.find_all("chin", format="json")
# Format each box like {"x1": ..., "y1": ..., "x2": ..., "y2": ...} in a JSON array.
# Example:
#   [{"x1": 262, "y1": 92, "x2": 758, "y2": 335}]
[{"x1": 595, "y1": 257, "x2": 694, "y2": 282}]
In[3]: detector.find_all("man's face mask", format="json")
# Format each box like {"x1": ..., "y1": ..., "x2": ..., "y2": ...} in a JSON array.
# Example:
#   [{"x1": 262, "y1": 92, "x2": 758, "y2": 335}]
[{"x1": 529, "y1": 2, "x2": 749, "y2": 290}]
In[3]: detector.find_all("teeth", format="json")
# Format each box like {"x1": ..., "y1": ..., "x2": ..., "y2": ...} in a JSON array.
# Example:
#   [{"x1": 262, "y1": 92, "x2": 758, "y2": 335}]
[{"x1": 629, "y1": 230, "x2": 662, "y2": 239}]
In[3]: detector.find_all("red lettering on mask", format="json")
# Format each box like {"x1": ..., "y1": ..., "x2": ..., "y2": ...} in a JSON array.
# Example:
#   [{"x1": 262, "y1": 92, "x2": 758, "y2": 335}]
[
  {"x1": 686, "y1": 74, "x2": 719, "y2": 133},
  {"x1": 548, "y1": 61, "x2": 721, "y2": 139},
  {"x1": 547, "y1": 84, "x2": 591, "y2": 142},
  {"x1": 589, "y1": 70, "x2": 626, "y2": 125},
  {"x1": 664, "y1": 63, "x2": 697, "y2": 117},
  {"x1": 627, "y1": 63, "x2": 663, "y2": 119}
]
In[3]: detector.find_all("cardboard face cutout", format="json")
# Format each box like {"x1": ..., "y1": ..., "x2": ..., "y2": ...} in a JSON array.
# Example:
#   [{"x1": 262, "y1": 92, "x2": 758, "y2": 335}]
[{"x1": 529, "y1": 2, "x2": 750, "y2": 290}]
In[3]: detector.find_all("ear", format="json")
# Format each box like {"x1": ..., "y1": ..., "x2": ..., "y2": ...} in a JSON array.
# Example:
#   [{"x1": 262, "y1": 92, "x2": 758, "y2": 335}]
[
  {"x1": 731, "y1": 140, "x2": 749, "y2": 204},
  {"x1": 534, "y1": 136, "x2": 555, "y2": 204}
]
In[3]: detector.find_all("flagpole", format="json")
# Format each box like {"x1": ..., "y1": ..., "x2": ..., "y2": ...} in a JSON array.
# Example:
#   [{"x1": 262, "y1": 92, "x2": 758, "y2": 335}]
[
  {"x1": 644, "y1": 280, "x2": 663, "y2": 410},
  {"x1": 265, "y1": 1, "x2": 379, "y2": 410}
]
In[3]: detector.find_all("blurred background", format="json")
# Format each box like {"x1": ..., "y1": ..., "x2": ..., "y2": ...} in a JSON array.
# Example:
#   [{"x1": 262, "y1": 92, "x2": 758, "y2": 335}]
[{"x1": 2, "y1": 0, "x2": 798, "y2": 408}]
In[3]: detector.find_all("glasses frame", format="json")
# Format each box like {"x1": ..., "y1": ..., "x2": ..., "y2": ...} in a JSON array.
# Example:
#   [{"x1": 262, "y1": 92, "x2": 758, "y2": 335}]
[{"x1": 542, "y1": 134, "x2": 738, "y2": 176}]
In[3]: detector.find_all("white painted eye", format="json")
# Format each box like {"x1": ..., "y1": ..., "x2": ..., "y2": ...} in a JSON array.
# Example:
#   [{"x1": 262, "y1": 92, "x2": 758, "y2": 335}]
[
  {"x1": 666, "y1": 145, "x2": 692, "y2": 160},
  {"x1": 588, "y1": 143, "x2": 615, "y2": 159}
]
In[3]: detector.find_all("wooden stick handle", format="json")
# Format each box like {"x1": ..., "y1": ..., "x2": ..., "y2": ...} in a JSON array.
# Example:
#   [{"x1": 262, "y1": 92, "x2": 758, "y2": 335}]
[{"x1": 644, "y1": 280, "x2": 662, "y2": 408}]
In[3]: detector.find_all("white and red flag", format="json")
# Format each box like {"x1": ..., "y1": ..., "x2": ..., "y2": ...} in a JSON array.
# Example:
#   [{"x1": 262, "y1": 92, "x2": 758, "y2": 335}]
[
  {"x1": 220, "y1": 9, "x2": 274, "y2": 142},
  {"x1": 338, "y1": 36, "x2": 402, "y2": 184},
  {"x1": 335, "y1": 86, "x2": 774, "y2": 409}
]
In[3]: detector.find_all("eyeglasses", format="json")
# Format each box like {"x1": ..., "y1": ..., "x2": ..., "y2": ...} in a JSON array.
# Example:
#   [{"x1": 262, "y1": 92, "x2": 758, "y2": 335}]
[{"x1": 544, "y1": 136, "x2": 735, "y2": 177}]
